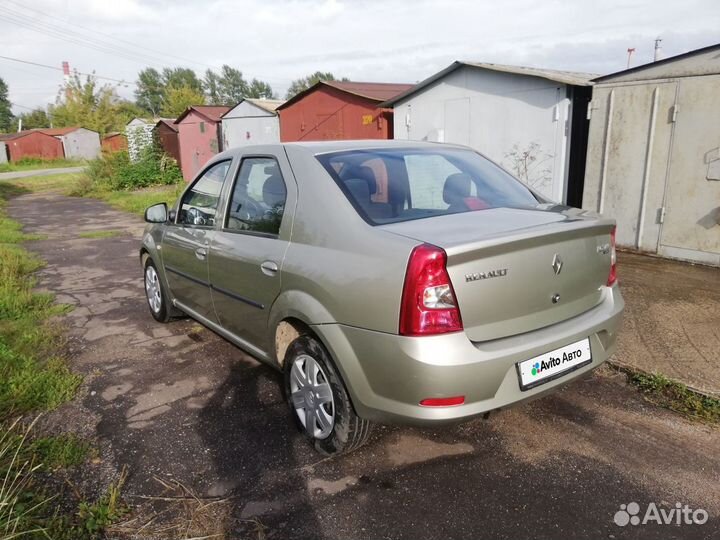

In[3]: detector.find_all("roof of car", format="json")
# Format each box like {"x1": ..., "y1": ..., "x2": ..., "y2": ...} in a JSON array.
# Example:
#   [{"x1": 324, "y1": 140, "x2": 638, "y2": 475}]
[
  {"x1": 212, "y1": 140, "x2": 466, "y2": 163},
  {"x1": 286, "y1": 139, "x2": 456, "y2": 152}
]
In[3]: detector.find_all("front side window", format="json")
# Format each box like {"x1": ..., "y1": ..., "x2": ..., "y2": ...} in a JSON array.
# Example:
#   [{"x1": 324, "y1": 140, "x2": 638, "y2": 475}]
[
  {"x1": 316, "y1": 148, "x2": 540, "y2": 225},
  {"x1": 177, "y1": 160, "x2": 230, "y2": 226},
  {"x1": 225, "y1": 157, "x2": 287, "y2": 235}
]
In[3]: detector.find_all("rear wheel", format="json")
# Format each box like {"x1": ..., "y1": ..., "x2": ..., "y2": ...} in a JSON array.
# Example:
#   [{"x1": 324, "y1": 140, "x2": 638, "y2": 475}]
[{"x1": 284, "y1": 335, "x2": 372, "y2": 455}]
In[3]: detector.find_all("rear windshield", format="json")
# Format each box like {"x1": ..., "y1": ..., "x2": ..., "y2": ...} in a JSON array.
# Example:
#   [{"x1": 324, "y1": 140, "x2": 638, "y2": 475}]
[{"x1": 316, "y1": 147, "x2": 540, "y2": 225}]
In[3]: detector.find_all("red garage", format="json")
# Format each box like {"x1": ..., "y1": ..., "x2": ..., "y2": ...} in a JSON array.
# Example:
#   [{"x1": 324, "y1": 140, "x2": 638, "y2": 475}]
[
  {"x1": 277, "y1": 81, "x2": 413, "y2": 142},
  {"x1": 0, "y1": 130, "x2": 64, "y2": 161}
]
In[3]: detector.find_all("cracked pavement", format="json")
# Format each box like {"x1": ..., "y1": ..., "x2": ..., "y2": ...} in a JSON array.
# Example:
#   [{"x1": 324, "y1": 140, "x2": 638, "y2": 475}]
[{"x1": 7, "y1": 190, "x2": 720, "y2": 539}]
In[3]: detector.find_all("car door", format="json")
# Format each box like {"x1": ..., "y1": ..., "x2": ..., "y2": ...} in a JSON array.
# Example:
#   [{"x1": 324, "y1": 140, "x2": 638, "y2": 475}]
[
  {"x1": 208, "y1": 153, "x2": 296, "y2": 352},
  {"x1": 161, "y1": 160, "x2": 232, "y2": 321}
]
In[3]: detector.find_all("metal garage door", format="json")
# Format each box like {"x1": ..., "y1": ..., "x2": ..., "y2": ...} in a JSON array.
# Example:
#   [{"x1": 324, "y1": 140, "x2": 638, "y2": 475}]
[{"x1": 658, "y1": 75, "x2": 720, "y2": 263}]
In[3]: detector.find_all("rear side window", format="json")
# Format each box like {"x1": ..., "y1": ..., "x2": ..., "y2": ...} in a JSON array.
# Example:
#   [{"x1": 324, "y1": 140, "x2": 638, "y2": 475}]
[
  {"x1": 225, "y1": 157, "x2": 287, "y2": 235},
  {"x1": 316, "y1": 148, "x2": 539, "y2": 225}
]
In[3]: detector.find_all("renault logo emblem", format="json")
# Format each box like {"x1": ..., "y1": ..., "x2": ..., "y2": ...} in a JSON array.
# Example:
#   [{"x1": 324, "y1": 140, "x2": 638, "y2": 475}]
[{"x1": 552, "y1": 254, "x2": 563, "y2": 275}]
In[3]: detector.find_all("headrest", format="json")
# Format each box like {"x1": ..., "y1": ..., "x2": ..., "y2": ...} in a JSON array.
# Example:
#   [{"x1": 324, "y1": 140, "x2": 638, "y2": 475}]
[
  {"x1": 443, "y1": 173, "x2": 472, "y2": 205},
  {"x1": 262, "y1": 175, "x2": 286, "y2": 207},
  {"x1": 342, "y1": 165, "x2": 377, "y2": 194},
  {"x1": 344, "y1": 178, "x2": 371, "y2": 203}
]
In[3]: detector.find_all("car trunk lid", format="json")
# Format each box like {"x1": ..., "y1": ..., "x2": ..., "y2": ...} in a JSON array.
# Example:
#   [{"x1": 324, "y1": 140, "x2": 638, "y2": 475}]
[{"x1": 382, "y1": 206, "x2": 615, "y2": 342}]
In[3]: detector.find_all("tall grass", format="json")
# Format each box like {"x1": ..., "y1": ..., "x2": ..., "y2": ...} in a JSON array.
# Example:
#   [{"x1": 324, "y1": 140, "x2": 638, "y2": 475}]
[{"x1": 0, "y1": 418, "x2": 50, "y2": 539}]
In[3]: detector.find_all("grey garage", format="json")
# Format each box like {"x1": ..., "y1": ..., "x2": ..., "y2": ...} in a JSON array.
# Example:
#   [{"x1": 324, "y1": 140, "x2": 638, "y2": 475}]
[{"x1": 583, "y1": 44, "x2": 720, "y2": 266}]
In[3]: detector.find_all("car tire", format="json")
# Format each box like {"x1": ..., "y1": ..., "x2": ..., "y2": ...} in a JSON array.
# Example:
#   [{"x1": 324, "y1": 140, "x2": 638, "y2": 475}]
[
  {"x1": 284, "y1": 335, "x2": 372, "y2": 455},
  {"x1": 143, "y1": 258, "x2": 172, "y2": 323}
]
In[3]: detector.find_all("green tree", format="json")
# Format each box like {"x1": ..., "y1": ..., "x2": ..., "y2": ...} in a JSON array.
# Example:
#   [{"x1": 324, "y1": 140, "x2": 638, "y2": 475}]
[
  {"x1": 49, "y1": 72, "x2": 128, "y2": 137},
  {"x1": 161, "y1": 85, "x2": 206, "y2": 117},
  {"x1": 285, "y1": 71, "x2": 347, "y2": 99},
  {"x1": 162, "y1": 67, "x2": 203, "y2": 93},
  {"x1": 217, "y1": 65, "x2": 247, "y2": 104},
  {"x1": 19, "y1": 108, "x2": 50, "y2": 129},
  {"x1": 203, "y1": 69, "x2": 222, "y2": 105},
  {"x1": 135, "y1": 68, "x2": 164, "y2": 115},
  {"x1": 247, "y1": 79, "x2": 275, "y2": 99},
  {"x1": 0, "y1": 77, "x2": 14, "y2": 132},
  {"x1": 115, "y1": 100, "x2": 146, "y2": 126}
]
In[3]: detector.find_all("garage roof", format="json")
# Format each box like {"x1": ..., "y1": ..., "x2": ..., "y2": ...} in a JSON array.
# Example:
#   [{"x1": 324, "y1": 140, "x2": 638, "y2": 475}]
[
  {"x1": 278, "y1": 81, "x2": 414, "y2": 110},
  {"x1": 0, "y1": 130, "x2": 59, "y2": 141},
  {"x1": 380, "y1": 61, "x2": 597, "y2": 106},
  {"x1": 40, "y1": 127, "x2": 83, "y2": 136},
  {"x1": 175, "y1": 106, "x2": 231, "y2": 124},
  {"x1": 593, "y1": 42, "x2": 720, "y2": 83}
]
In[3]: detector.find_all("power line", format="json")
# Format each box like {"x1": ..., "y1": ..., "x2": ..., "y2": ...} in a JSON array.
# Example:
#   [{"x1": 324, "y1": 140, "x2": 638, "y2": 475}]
[
  {"x1": 4, "y1": 0, "x2": 220, "y2": 71},
  {"x1": 0, "y1": 54, "x2": 135, "y2": 86},
  {"x1": 9, "y1": 101, "x2": 36, "y2": 111},
  {"x1": 0, "y1": 9, "x2": 171, "y2": 69}
]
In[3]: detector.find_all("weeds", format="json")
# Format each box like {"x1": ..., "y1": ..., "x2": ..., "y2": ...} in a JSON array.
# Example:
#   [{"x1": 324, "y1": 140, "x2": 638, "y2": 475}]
[
  {"x1": 0, "y1": 418, "x2": 50, "y2": 539},
  {"x1": 86, "y1": 145, "x2": 182, "y2": 191},
  {"x1": 29, "y1": 434, "x2": 90, "y2": 470},
  {"x1": 77, "y1": 468, "x2": 129, "y2": 536},
  {"x1": 628, "y1": 371, "x2": 720, "y2": 423}
]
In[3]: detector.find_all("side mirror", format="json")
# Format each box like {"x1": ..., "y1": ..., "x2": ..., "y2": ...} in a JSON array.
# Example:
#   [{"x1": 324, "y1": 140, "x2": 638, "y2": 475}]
[{"x1": 144, "y1": 203, "x2": 168, "y2": 223}]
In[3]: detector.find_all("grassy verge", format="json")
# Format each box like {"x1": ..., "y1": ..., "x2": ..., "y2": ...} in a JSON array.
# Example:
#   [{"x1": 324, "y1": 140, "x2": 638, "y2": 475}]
[
  {"x1": 88, "y1": 184, "x2": 183, "y2": 217},
  {"x1": 0, "y1": 158, "x2": 83, "y2": 174},
  {"x1": 8, "y1": 172, "x2": 183, "y2": 217},
  {"x1": 626, "y1": 370, "x2": 720, "y2": 423},
  {"x1": 78, "y1": 230, "x2": 123, "y2": 239},
  {"x1": 0, "y1": 181, "x2": 127, "y2": 538}
]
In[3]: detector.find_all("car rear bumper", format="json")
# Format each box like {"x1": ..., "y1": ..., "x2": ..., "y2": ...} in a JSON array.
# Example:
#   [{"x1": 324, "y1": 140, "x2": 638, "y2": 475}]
[{"x1": 312, "y1": 285, "x2": 624, "y2": 426}]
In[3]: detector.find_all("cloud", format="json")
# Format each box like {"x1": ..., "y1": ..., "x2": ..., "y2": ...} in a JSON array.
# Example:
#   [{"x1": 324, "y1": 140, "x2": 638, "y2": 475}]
[{"x1": 1, "y1": 0, "x2": 718, "y2": 113}]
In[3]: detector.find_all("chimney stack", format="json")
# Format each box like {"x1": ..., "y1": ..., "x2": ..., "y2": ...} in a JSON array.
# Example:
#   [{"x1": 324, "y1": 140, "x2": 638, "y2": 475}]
[{"x1": 62, "y1": 61, "x2": 71, "y2": 99}]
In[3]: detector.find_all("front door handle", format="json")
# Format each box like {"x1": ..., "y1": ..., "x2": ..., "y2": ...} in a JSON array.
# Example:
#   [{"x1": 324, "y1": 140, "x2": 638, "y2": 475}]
[
  {"x1": 195, "y1": 247, "x2": 207, "y2": 260},
  {"x1": 260, "y1": 260, "x2": 279, "y2": 276}
]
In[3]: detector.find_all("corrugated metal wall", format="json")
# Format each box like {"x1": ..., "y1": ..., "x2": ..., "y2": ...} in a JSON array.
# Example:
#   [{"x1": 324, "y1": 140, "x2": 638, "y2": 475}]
[
  {"x1": 392, "y1": 66, "x2": 573, "y2": 203},
  {"x1": 279, "y1": 86, "x2": 392, "y2": 142},
  {"x1": 583, "y1": 73, "x2": 720, "y2": 265},
  {"x1": 60, "y1": 128, "x2": 101, "y2": 160},
  {"x1": 4, "y1": 132, "x2": 64, "y2": 161}
]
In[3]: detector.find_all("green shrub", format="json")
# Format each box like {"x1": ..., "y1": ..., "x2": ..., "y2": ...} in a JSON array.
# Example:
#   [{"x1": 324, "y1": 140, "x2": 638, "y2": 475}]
[{"x1": 87, "y1": 143, "x2": 182, "y2": 192}]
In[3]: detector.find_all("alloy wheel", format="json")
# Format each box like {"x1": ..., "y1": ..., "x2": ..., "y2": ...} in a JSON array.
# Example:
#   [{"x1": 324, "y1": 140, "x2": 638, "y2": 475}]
[
  {"x1": 145, "y1": 265, "x2": 162, "y2": 314},
  {"x1": 289, "y1": 354, "x2": 335, "y2": 439}
]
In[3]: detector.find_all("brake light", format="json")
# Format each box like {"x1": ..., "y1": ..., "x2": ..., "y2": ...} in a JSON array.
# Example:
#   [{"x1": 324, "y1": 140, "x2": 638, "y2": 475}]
[
  {"x1": 399, "y1": 244, "x2": 463, "y2": 336},
  {"x1": 607, "y1": 226, "x2": 618, "y2": 286}
]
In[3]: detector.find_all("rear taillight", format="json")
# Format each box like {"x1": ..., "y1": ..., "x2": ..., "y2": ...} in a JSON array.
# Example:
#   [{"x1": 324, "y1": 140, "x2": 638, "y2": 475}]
[
  {"x1": 399, "y1": 244, "x2": 463, "y2": 336},
  {"x1": 607, "y1": 226, "x2": 618, "y2": 286}
]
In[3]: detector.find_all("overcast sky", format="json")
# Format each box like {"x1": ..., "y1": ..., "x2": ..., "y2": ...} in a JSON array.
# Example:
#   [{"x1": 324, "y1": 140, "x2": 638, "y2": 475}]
[{"x1": 2, "y1": 0, "x2": 719, "y2": 114}]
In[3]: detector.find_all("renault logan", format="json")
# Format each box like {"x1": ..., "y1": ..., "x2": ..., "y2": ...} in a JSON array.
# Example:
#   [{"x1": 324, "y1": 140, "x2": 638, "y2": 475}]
[{"x1": 141, "y1": 141, "x2": 624, "y2": 455}]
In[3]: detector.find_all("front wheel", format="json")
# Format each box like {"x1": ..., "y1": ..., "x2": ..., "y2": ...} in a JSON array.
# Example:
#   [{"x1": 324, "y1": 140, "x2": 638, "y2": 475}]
[
  {"x1": 284, "y1": 335, "x2": 372, "y2": 455},
  {"x1": 144, "y1": 259, "x2": 171, "y2": 323}
]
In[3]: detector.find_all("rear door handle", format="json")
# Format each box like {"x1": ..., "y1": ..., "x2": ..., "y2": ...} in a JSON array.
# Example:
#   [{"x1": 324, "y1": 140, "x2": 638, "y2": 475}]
[
  {"x1": 195, "y1": 247, "x2": 207, "y2": 260},
  {"x1": 260, "y1": 260, "x2": 279, "y2": 276}
]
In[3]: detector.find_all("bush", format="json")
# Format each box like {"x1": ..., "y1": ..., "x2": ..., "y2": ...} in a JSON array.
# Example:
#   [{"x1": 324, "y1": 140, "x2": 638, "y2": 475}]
[{"x1": 87, "y1": 143, "x2": 182, "y2": 191}]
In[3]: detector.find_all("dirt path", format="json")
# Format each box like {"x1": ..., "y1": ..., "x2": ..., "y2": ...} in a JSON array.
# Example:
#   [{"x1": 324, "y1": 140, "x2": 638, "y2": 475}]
[
  {"x1": 9, "y1": 191, "x2": 720, "y2": 539},
  {"x1": 615, "y1": 251, "x2": 720, "y2": 397}
]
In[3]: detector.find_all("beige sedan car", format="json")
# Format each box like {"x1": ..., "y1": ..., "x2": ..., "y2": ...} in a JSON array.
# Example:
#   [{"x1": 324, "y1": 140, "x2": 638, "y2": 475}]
[{"x1": 141, "y1": 141, "x2": 624, "y2": 455}]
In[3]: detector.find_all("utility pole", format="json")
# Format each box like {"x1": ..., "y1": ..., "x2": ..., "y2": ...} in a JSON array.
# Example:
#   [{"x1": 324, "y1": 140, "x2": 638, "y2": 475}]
[
  {"x1": 654, "y1": 38, "x2": 663, "y2": 61},
  {"x1": 626, "y1": 48, "x2": 636, "y2": 69}
]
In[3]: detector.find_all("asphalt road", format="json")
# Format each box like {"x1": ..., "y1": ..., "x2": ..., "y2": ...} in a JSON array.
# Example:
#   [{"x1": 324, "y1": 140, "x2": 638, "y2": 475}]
[
  {"x1": 8, "y1": 190, "x2": 720, "y2": 540},
  {"x1": 0, "y1": 165, "x2": 84, "y2": 181}
]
